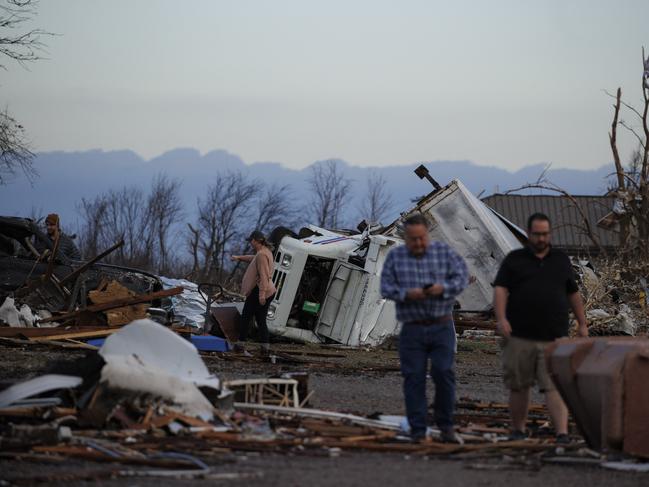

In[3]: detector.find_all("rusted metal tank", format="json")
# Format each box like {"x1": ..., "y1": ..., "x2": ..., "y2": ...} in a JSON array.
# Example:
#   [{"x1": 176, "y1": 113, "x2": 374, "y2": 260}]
[{"x1": 546, "y1": 337, "x2": 649, "y2": 457}]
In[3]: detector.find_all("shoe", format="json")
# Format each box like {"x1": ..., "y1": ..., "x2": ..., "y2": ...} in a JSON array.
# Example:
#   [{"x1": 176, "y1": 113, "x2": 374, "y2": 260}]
[
  {"x1": 258, "y1": 343, "x2": 271, "y2": 357},
  {"x1": 555, "y1": 433, "x2": 570, "y2": 444},
  {"x1": 232, "y1": 343, "x2": 252, "y2": 357},
  {"x1": 410, "y1": 431, "x2": 426, "y2": 443},
  {"x1": 508, "y1": 429, "x2": 528, "y2": 441},
  {"x1": 440, "y1": 428, "x2": 464, "y2": 445}
]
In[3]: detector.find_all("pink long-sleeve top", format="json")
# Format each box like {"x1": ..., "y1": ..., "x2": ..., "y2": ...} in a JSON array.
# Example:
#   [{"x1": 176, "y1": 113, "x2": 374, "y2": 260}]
[{"x1": 240, "y1": 246, "x2": 277, "y2": 301}]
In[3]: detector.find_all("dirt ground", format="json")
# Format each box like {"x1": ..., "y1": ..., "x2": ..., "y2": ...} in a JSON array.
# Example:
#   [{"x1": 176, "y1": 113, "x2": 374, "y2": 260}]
[{"x1": 0, "y1": 339, "x2": 646, "y2": 486}]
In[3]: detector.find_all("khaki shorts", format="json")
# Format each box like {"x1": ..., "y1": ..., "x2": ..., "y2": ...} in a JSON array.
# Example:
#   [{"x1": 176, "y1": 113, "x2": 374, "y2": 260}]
[{"x1": 501, "y1": 336, "x2": 555, "y2": 392}]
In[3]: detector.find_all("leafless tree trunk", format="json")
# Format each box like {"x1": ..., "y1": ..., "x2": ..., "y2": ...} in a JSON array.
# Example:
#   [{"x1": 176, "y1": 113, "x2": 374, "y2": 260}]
[
  {"x1": 606, "y1": 47, "x2": 649, "y2": 254},
  {"x1": 187, "y1": 223, "x2": 201, "y2": 278},
  {"x1": 609, "y1": 88, "x2": 626, "y2": 190},
  {"x1": 77, "y1": 195, "x2": 109, "y2": 260},
  {"x1": 639, "y1": 47, "x2": 649, "y2": 244},
  {"x1": 147, "y1": 174, "x2": 183, "y2": 275},
  {"x1": 358, "y1": 172, "x2": 394, "y2": 225},
  {"x1": 308, "y1": 160, "x2": 353, "y2": 228},
  {"x1": 190, "y1": 171, "x2": 258, "y2": 282}
]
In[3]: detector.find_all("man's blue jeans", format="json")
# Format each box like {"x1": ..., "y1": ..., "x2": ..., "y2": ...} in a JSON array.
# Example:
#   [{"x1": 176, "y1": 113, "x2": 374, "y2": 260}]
[{"x1": 399, "y1": 321, "x2": 456, "y2": 436}]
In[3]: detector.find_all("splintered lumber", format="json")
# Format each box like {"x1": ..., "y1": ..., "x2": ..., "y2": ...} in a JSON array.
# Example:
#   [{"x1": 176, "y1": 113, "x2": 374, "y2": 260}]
[
  {"x1": 0, "y1": 326, "x2": 111, "y2": 339},
  {"x1": 234, "y1": 403, "x2": 401, "y2": 431},
  {"x1": 0, "y1": 407, "x2": 77, "y2": 418},
  {"x1": 29, "y1": 328, "x2": 120, "y2": 342},
  {"x1": 0, "y1": 336, "x2": 98, "y2": 351},
  {"x1": 44, "y1": 232, "x2": 61, "y2": 281},
  {"x1": 37, "y1": 287, "x2": 183, "y2": 325}
]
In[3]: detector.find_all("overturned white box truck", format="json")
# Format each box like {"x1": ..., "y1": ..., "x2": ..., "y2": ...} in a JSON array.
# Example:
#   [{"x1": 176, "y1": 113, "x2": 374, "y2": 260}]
[{"x1": 221, "y1": 170, "x2": 524, "y2": 347}]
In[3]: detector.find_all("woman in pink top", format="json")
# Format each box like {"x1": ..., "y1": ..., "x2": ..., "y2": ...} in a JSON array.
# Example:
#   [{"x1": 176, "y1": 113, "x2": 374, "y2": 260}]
[{"x1": 231, "y1": 230, "x2": 277, "y2": 354}]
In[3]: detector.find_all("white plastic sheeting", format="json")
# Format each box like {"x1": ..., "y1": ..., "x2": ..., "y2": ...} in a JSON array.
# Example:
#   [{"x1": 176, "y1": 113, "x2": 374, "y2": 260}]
[
  {"x1": 99, "y1": 319, "x2": 220, "y2": 420},
  {"x1": 0, "y1": 297, "x2": 38, "y2": 327},
  {"x1": 0, "y1": 374, "x2": 82, "y2": 408},
  {"x1": 159, "y1": 276, "x2": 207, "y2": 331}
]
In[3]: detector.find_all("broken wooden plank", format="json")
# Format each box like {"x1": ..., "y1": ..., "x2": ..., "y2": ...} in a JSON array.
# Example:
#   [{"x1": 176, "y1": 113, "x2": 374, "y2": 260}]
[
  {"x1": 0, "y1": 326, "x2": 110, "y2": 339},
  {"x1": 234, "y1": 403, "x2": 401, "y2": 431},
  {"x1": 29, "y1": 328, "x2": 121, "y2": 342},
  {"x1": 37, "y1": 287, "x2": 184, "y2": 324},
  {"x1": 150, "y1": 412, "x2": 215, "y2": 429},
  {"x1": 0, "y1": 336, "x2": 98, "y2": 351},
  {"x1": 0, "y1": 406, "x2": 77, "y2": 418},
  {"x1": 281, "y1": 350, "x2": 346, "y2": 358}
]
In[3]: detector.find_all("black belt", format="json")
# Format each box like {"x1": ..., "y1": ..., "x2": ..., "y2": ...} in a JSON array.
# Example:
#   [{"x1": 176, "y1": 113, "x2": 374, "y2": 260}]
[{"x1": 405, "y1": 315, "x2": 452, "y2": 326}]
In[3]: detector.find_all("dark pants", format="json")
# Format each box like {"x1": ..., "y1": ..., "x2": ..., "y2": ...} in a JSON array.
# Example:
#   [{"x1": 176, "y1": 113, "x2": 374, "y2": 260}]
[
  {"x1": 239, "y1": 286, "x2": 275, "y2": 344},
  {"x1": 399, "y1": 321, "x2": 456, "y2": 436}
]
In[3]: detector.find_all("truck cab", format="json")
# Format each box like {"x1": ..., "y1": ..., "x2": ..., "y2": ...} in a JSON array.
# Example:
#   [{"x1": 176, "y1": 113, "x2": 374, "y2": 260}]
[{"x1": 266, "y1": 225, "x2": 402, "y2": 346}]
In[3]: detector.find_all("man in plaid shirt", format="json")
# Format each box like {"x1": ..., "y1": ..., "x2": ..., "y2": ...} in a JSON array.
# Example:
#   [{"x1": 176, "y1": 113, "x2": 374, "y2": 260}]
[{"x1": 381, "y1": 214, "x2": 469, "y2": 443}]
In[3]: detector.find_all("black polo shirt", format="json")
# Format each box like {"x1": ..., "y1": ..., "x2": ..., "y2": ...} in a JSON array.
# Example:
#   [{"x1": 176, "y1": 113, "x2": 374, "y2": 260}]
[{"x1": 494, "y1": 246, "x2": 578, "y2": 341}]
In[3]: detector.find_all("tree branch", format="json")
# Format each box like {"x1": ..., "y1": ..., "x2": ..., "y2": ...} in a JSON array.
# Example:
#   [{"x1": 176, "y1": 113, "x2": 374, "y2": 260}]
[
  {"x1": 608, "y1": 87, "x2": 625, "y2": 191},
  {"x1": 504, "y1": 182, "x2": 605, "y2": 254}
]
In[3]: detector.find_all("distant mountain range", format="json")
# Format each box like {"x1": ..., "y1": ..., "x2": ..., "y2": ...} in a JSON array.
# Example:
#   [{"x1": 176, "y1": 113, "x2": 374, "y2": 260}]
[{"x1": 0, "y1": 148, "x2": 616, "y2": 229}]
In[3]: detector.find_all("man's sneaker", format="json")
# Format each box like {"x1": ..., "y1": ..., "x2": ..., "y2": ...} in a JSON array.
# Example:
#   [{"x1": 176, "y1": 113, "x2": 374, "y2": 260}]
[
  {"x1": 440, "y1": 428, "x2": 465, "y2": 445},
  {"x1": 555, "y1": 433, "x2": 571, "y2": 445},
  {"x1": 508, "y1": 429, "x2": 528, "y2": 441}
]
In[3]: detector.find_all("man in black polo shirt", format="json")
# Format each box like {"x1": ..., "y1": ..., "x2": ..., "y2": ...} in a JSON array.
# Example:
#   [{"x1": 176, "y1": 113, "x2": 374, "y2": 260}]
[{"x1": 493, "y1": 213, "x2": 588, "y2": 443}]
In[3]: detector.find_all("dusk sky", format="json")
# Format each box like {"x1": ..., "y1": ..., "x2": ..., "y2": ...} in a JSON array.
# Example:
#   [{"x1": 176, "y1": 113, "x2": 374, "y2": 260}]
[{"x1": 3, "y1": 0, "x2": 648, "y2": 170}]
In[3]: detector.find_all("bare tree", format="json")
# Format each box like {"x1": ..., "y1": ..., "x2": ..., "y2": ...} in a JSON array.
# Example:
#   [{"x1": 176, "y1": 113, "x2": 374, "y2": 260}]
[
  {"x1": 308, "y1": 160, "x2": 353, "y2": 228},
  {"x1": 147, "y1": 174, "x2": 183, "y2": 275},
  {"x1": 76, "y1": 178, "x2": 185, "y2": 274},
  {"x1": 605, "y1": 47, "x2": 649, "y2": 254},
  {"x1": 77, "y1": 194, "x2": 109, "y2": 260},
  {"x1": 189, "y1": 171, "x2": 258, "y2": 282},
  {"x1": 251, "y1": 183, "x2": 298, "y2": 234},
  {"x1": 0, "y1": 0, "x2": 48, "y2": 68},
  {"x1": 358, "y1": 172, "x2": 394, "y2": 225},
  {"x1": 101, "y1": 186, "x2": 153, "y2": 268},
  {"x1": 0, "y1": 0, "x2": 52, "y2": 184},
  {"x1": 0, "y1": 107, "x2": 34, "y2": 184}
]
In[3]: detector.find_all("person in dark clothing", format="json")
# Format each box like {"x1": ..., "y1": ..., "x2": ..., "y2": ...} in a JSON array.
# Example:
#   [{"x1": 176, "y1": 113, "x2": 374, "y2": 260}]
[
  {"x1": 231, "y1": 230, "x2": 277, "y2": 355},
  {"x1": 493, "y1": 213, "x2": 588, "y2": 443},
  {"x1": 35, "y1": 213, "x2": 81, "y2": 262}
]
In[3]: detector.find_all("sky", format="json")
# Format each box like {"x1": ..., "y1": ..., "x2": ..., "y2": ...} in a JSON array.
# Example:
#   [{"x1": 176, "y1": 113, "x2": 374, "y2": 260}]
[{"x1": 2, "y1": 0, "x2": 648, "y2": 170}]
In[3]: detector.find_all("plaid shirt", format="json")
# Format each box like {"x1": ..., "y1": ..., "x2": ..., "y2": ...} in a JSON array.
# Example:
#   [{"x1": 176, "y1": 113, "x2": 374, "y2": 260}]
[{"x1": 380, "y1": 242, "x2": 469, "y2": 323}]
